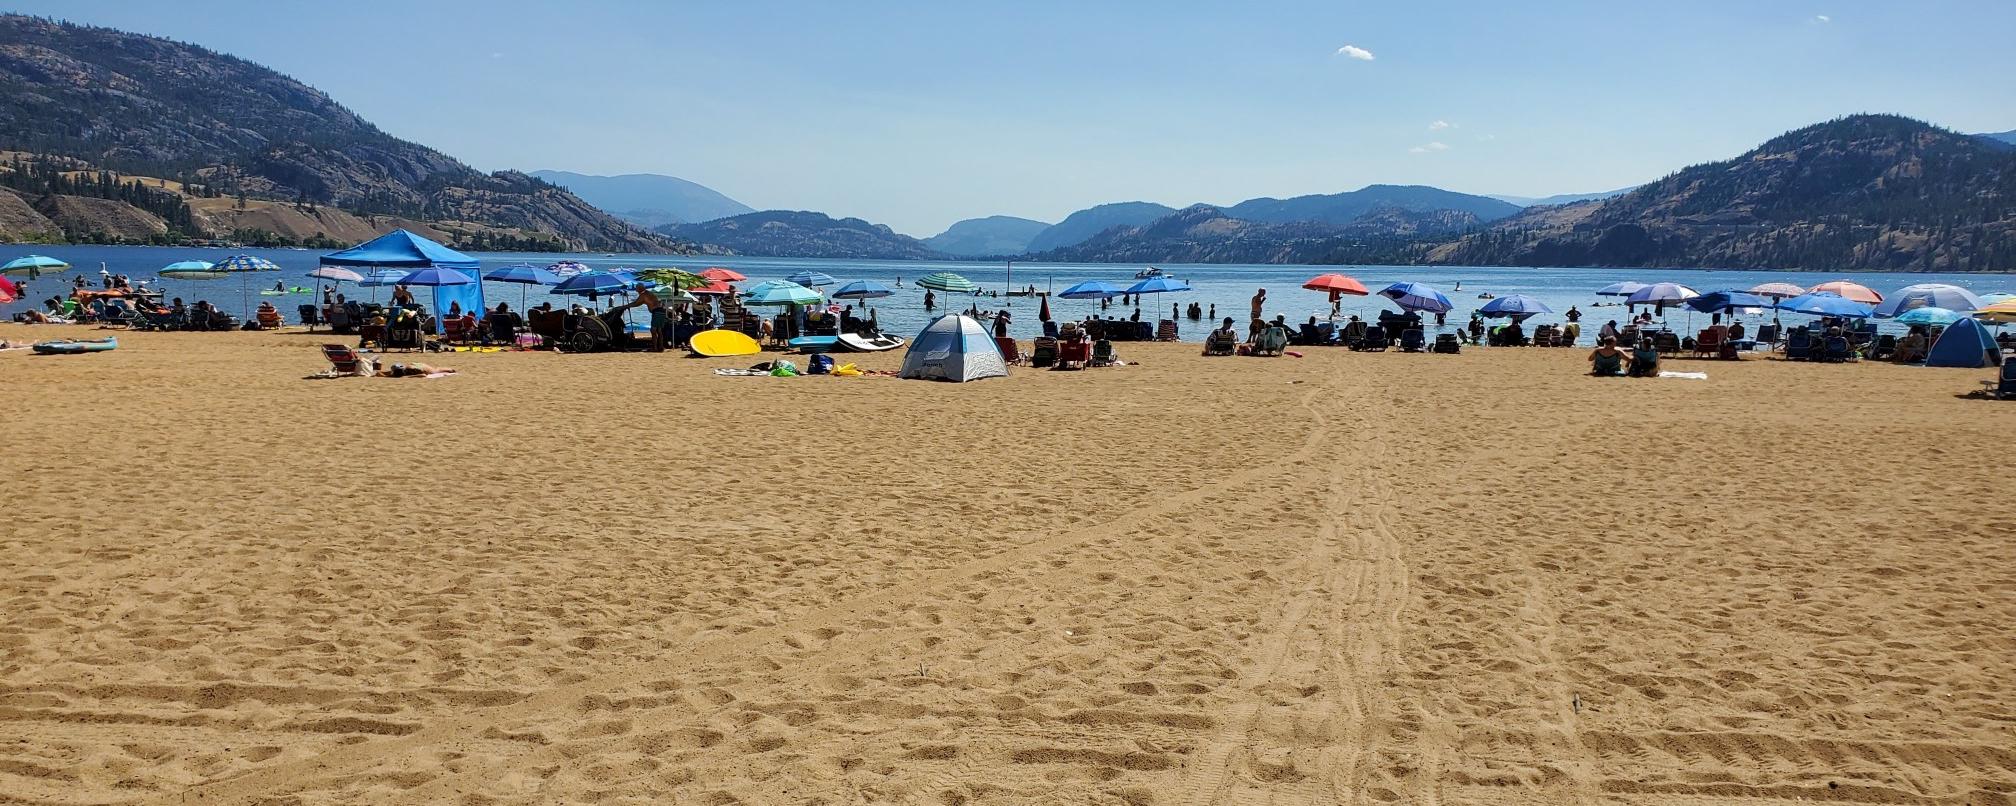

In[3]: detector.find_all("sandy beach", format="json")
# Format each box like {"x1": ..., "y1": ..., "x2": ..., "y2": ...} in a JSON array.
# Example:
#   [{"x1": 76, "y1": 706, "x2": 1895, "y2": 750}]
[{"x1": 2, "y1": 324, "x2": 2013, "y2": 805}]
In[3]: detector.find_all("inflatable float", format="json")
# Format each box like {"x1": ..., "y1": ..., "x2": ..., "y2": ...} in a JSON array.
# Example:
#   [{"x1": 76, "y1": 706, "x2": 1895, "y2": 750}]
[
  {"x1": 260, "y1": 287, "x2": 314, "y2": 296},
  {"x1": 837, "y1": 332, "x2": 906, "y2": 352},
  {"x1": 33, "y1": 337, "x2": 118, "y2": 355},
  {"x1": 689, "y1": 328, "x2": 762, "y2": 357},
  {"x1": 788, "y1": 335, "x2": 839, "y2": 352}
]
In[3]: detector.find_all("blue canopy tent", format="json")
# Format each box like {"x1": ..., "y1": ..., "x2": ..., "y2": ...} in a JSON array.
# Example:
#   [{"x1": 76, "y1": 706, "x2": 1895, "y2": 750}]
[
  {"x1": 1925, "y1": 317, "x2": 2002, "y2": 368},
  {"x1": 320, "y1": 229, "x2": 483, "y2": 332}
]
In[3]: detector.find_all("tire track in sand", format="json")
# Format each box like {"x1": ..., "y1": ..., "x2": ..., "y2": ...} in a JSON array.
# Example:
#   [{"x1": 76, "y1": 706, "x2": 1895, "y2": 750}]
[{"x1": 145, "y1": 376, "x2": 1350, "y2": 806}]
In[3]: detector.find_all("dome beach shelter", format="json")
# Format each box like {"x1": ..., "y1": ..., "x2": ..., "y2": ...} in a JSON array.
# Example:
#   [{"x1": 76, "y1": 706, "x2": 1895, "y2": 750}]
[{"x1": 898, "y1": 314, "x2": 1008, "y2": 382}]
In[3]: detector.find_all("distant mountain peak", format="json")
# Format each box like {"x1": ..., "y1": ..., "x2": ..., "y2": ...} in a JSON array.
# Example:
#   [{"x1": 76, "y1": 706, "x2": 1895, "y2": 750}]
[
  {"x1": 924, "y1": 215, "x2": 1052, "y2": 257},
  {"x1": 529, "y1": 170, "x2": 752, "y2": 228},
  {"x1": 662, "y1": 210, "x2": 942, "y2": 260}
]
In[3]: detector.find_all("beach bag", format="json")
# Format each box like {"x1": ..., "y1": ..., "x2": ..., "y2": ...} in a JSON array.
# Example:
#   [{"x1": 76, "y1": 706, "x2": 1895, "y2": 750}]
[
  {"x1": 808, "y1": 354, "x2": 834, "y2": 375},
  {"x1": 769, "y1": 359, "x2": 799, "y2": 377}
]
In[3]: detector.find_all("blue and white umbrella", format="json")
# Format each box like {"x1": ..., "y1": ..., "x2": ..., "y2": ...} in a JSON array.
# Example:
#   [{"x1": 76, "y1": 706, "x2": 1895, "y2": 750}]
[
  {"x1": 1624, "y1": 282, "x2": 1698, "y2": 308},
  {"x1": 1874, "y1": 284, "x2": 1984, "y2": 317},
  {"x1": 1776, "y1": 292, "x2": 1875, "y2": 319},
  {"x1": 357, "y1": 269, "x2": 411, "y2": 287},
  {"x1": 548, "y1": 260, "x2": 591, "y2": 278},
  {"x1": 1378, "y1": 282, "x2": 1453, "y2": 313},
  {"x1": 552, "y1": 271, "x2": 633, "y2": 300},
  {"x1": 1477, "y1": 294, "x2": 1554, "y2": 319},
  {"x1": 832, "y1": 279, "x2": 894, "y2": 302},
  {"x1": 1058, "y1": 280, "x2": 1124, "y2": 300},
  {"x1": 785, "y1": 270, "x2": 837, "y2": 288},
  {"x1": 1595, "y1": 281, "x2": 1647, "y2": 297},
  {"x1": 399, "y1": 267, "x2": 475, "y2": 287}
]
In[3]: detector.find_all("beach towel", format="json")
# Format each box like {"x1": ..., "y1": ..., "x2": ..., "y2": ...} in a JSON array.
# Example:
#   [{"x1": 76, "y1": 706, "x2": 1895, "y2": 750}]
[
  {"x1": 1658, "y1": 371, "x2": 1708, "y2": 380},
  {"x1": 713, "y1": 368, "x2": 765, "y2": 376}
]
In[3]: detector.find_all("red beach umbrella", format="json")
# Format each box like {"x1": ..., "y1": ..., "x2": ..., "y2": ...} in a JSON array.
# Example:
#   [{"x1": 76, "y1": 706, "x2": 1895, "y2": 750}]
[
  {"x1": 1038, "y1": 293, "x2": 1051, "y2": 322},
  {"x1": 1302, "y1": 273, "x2": 1370, "y2": 296},
  {"x1": 698, "y1": 267, "x2": 746, "y2": 282},
  {"x1": 1808, "y1": 280, "x2": 1883, "y2": 304},
  {"x1": 0, "y1": 275, "x2": 16, "y2": 304}
]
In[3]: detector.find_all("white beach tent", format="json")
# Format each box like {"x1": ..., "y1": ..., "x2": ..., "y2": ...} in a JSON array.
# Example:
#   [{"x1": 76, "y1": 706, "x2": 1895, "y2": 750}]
[{"x1": 898, "y1": 314, "x2": 1008, "y2": 382}]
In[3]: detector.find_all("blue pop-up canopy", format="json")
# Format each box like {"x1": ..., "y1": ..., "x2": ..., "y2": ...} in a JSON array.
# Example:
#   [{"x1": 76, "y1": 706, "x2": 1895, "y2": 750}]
[{"x1": 320, "y1": 229, "x2": 480, "y2": 270}]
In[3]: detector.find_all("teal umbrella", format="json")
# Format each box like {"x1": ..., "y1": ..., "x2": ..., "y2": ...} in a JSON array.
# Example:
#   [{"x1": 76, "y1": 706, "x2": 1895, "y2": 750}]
[
  {"x1": 159, "y1": 260, "x2": 222, "y2": 279},
  {"x1": 1895, "y1": 307, "x2": 1961, "y2": 326},
  {"x1": 2, "y1": 254, "x2": 70, "y2": 278},
  {"x1": 742, "y1": 279, "x2": 822, "y2": 306}
]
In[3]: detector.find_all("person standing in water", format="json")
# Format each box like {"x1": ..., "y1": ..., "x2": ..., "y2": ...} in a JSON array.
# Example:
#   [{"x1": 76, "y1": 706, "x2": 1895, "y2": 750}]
[{"x1": 1249, "y1": 288, "x2": 1268, "y2": 340}]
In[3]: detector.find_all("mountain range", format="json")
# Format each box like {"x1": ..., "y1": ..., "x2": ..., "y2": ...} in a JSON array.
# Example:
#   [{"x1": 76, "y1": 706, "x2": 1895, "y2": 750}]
[
  {"x1": 0, "y1": 16, "x2": 684, "y2": 252},
  {"x1": 659, "y1": 211, "x2": 940, "y2": 260},
  {"x1": 528, "y1": 170, "x2": 752, "y2": 229},
  {"x1": 1489, "y1": 187, "x2": 1639, "y2": 207},
  {"x1": 923, "y1": 215, "x2": 1051, "y2": 257}
]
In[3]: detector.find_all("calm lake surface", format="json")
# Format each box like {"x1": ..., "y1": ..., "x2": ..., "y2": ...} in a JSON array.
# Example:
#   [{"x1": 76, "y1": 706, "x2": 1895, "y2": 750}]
[{"x1": 8, "y1": 244, "x2": 2014, "y2": 341}]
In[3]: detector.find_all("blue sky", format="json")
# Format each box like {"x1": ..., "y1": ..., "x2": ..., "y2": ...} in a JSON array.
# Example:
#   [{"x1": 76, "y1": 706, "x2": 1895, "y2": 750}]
[{"x1": 13, "y1": 1, "x2": 2016, "y2": 235}]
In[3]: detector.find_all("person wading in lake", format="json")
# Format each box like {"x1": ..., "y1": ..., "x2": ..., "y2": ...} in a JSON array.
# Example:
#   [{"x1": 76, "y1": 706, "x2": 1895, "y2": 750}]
[{"x1": 1249, "y1": 288, "x2": 1267, "y2": 340}]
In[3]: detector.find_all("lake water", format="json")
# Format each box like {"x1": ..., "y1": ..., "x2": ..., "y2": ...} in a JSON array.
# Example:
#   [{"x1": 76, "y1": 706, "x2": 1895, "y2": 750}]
[{"x1": 9, "y1": 244, "x2": 2015, "y2": 342}]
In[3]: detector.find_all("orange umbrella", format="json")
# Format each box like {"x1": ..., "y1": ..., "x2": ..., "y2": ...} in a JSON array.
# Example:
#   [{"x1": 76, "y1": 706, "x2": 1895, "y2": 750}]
[
  {"x1": 698, "y1": 267, "x2": 746, "y2": 282},
  {"x1": 1808, "y1": 280, "x2": 1882, "y2": 303},
  {"x1": 1303, "y1": 273, "x2": 1369, "y2": 296}
]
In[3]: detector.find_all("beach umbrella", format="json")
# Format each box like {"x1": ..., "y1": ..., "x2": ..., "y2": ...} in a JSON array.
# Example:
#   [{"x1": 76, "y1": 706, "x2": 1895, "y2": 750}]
[
  {"x1": 1747, "y1": 282, "x2": 1807, "y2": 300},
  {"x1": 1972, "y1": 300, "x2": 2016, "y2": 324},
  {"x1": 484, "y1": 263, "x2": 561, "y2": 309},
  {"x1": 2, "y1": 254, "x2": 70, "y2": 277},
  {"x1": 1478, "y1": 294, "x2": 1553, "y2": 320},
  {"x1": 1058, "y1": 280, "x2": 1123, "y2": 300},
  {"x1": 159, "y1": 260, "x2": 223, "y2": 279},
  {"x1": 698, "y1": 267, "x2": 746, "y2": 282},
  {"x1": 357, "y1": 269, "x2": 411, "y2": 287},
  {"x1": 1302, "y1": 273, "x2": 1370, "y2": 296},
  {"x1": 784, "y1": 270, "x2": 836, "y2": 288},
  {"x1": 400, "y1": 267, "x2": 475, "y2": 287},
  {"x1": 1624, "y1": 282, "x2": 1699, "y2": 308},
  {"x1": 742, "y1": 279, "x2": 823, "y2": 306},
  {"x1": 551, "y1": 271, "x2": 632, "y2": 301},
  {"x1": 307, "y1": 266, "x2": 364, "y2": 283},
  {"x1": 1124, "y1": 275, "x2": 1193, "y2": 316},
  {"x1": 1378, "y1": 281, "x2": 1453, "y2": 313},
  {"x1": 1808, "y1": 280, "x2": 1882, "y2": 303},
  {"x1": 1894, "y1": 307, "x2": 1962, "y2": 327},
  {"x1": 1595, "y1": 281, "x2": 1647, "y2": 297},
  {"x1": 1684, "y1": 290, "x2": 1771, "y2": 314},
  {"x1": 0, "y1": 275, "x2": 17, "y2": 304},
  {"x1": 917, "y1": 272, "x2": 978, "y2": 293},
  {"x1": 1038, "y1": 293, "x2": 1051, "y2": 322},
  {"x1": 1874, "y1": 283, "x2": 1984, "y2": 317},
  {"x1": 1979, "y1": 292, "x2": 2015, "y2": 305},
  {"x1": 208, "y1": 254, "x2": 281, "y2": 317},
  {"x1": 548, "y1": 260, "x2": 591, "y2": 278},
  {"x1": 832, "y1": 280, "x2": 894, "y2": 310},
  {"x1": 687, "y1": 280, "x2": 733, "y2": 296},
  {"x1": 1776, "y1": 291, "x2": 1875, "y2": 319}
]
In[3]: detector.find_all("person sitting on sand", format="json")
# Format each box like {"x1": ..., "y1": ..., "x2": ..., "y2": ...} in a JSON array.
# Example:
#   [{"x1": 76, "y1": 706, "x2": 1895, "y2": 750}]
[
  {"x1": 1589, "y1": 337, "x2": 1629, "y2": 376},
  {"x1": 1203, "y1": 317, "x2": 1238, "y2": 355},
  {"x1": 486, "y1": 302, "x2": 522, "y2": 344},
  {"x1": 1895, "y1": 330, "x2": 1929, "y2": 363},
  {"x1": 1727, "y1": 320, "x2": 1746, "y2": 341},
  {"x1": 1627, "y1": 341, "x2": 1661, "y2": 377},
  {"x1": 1599, "y1": 319, "x2": 1620, "y2": 343}
]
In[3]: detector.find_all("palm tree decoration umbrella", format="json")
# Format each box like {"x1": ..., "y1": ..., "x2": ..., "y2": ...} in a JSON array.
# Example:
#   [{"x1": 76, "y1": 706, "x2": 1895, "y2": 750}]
[{"x1": 636, "y1": 268, "x2": 716, "y2": 317}]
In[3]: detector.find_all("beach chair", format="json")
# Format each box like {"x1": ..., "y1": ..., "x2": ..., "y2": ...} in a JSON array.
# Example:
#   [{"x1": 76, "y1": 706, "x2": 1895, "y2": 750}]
[
  {"x1": 1693, "y1": 327, "x2": 1723, "y2": 358},
  {"x1": 255, "y1": 308, "x2": 283, "y2": 330},
  {"x1": 1358, "y1": 326, "x2": 1389, "y2": 352},
  {"x1": 1756, "y1": 323, "x2": 1780, "y2": 345},
  {"x1": 1619, "y1": 325, "x2": 1642, "y2": 348},
  {"x1": 1783, "y1": 329, "x2": 1812, "y2": 360},
  {"x1": 1399, "y1": 329, "x2": 1426, "y2": 352},
  {"x1": 1053, "y1": 337, "x2": 1091, "y2": 370},
  {"x1": 1030, "y1": 336, "x2": 1058, "y2": 368},
  {"x1": 1432, "y1": 333, "x2": 1461, "y2": 354},
  {"x1": 297, "y1": 304, "x2": 320, "y2": 327},
  {"x1": 1653, "y1": 331, "x2": 1681, "y2": 354},
  {"x1": 1254, "y1": 326, "x2": 1288, "y2": 356},
  {"x1": 529, "y1": 309, "x2": 566, "y2": 346},
  {"x1": 1341, "y1": 320, "x2": 1368, "y2": 348},
  {"x1": 1868, "y1": 334, "x2": 1896, "y2": 361},
  {"x1": 321, "y1": 344, "x2": 370, "y2": 376},
  {"x1": 1155, "y1": 319, "x2": 1178, "y2": 341},
  {"x1": 1089, "y1": 339, "x2": 1117, "y2": 367},
  {"x1": 1203, "y1": 330, "x2": 1238, "y2": 356},
  {"x1": 441, "y1": 316, "x2": 470, "y2": 343},
  {"x1": 1822, "y1": 335, "x2": 1853, "y2": 362},
  {"x1": 995, "y1": 336, "x2": 1022, "y2": 364},
  {"x1": 1984, "y1": 362, "x2": 2016, "y2": 399}
]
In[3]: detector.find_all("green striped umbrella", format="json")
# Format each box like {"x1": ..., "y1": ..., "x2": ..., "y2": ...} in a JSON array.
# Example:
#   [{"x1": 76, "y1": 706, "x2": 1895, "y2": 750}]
[{"x1": 917, "y1": 272, "x2": 977, "y2": 293}]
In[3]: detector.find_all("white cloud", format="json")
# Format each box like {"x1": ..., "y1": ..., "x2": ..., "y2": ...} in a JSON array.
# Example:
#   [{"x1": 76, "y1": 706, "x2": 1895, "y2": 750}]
[
  {"x1": 1335, "y1": 44, "x2": 1375, "y2": 61},
  {"x1": 1408, "y1": 141, "x2": 1451, "y2": 154},
  {"x1": 1429, "y1": 120, "x2": 1453, "y2": 131},
  {"x1": 1813, "y1": 14, "x2": 1830, "y2": 23}
]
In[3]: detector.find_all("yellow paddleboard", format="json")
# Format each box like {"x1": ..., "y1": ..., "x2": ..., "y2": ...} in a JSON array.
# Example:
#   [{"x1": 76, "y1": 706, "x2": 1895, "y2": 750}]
[{"x1": 690, "y1": 328, "x2": 762, "y2": 357}]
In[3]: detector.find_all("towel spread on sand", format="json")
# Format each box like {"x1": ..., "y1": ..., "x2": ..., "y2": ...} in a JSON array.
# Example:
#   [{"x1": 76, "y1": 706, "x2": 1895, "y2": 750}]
[{"x1": 1658, "y1": 371, "x2": 1709, "y2": 380}]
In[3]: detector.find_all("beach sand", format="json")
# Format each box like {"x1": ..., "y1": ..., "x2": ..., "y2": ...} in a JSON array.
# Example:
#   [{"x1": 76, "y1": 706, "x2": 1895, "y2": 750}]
[{"x1": 2, "y1": 324, "x2": 2012, "y2": 805}]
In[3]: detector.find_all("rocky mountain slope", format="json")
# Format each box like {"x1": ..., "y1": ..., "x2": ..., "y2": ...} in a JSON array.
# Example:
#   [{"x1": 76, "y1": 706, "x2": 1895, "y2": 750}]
[
  {"x1": 0, "y1": 16, "x2": 687, "y2": 252},
  {"x1": 1028, "y1": 204, "x2": 1474, "y2": 264},
  {"x1": 1023, "y1": 202, "x2": 1178, "y2": 253},
  {"x1": 1430, "y1": 115, "x2": 2016, "y2": 271}
]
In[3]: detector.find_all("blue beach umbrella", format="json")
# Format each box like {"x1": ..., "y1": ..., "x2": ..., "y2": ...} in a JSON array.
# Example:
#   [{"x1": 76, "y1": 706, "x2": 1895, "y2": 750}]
[
  {"x1": 742, "y1": 279, "x2": 823, "y2": 306},
  {"x1": 1058, "y1": 280, "x2": 1123, "y2": 300},
  {"x1": 1874, "y1": 284, "x2": 1984, "y2": 317},
  {"x1": 1477, "y1": 294, "x2": 1554, "y2": 320},
  {"x1": 832, "y1": 279, "x2": 894, "y2": 305},
  {"x1": 1624, "y1": 282, "x2": 1699, "y2": 309},
  {"x1": 552, "y1": 271, "x2": 633, "y2": 300},
  {"x1": 1124, "y1": 275, "x2": 1193, "y2": 317},
  {"x1": 207, "y1": 255, "x2": 281, "y2": 314},
  {"x1": 1894, "y1": 307, "x2": 1961, "y2": 326},
  {"x1": 399, "y1": 267, "x2": 475, "y2": 287},
  {"x1": 2, "y1": 254, "x2": 71, "y2": 277},
  {"x1": 484, "y1": 264, "x2": 560, "y2": 285},
  {"x1": 785, "y1": 270, "x2": 837, "y2": 288},
  {"x1": 159, "y1": 260, "x2": 223, "y2": 279},
  {"x1": 1776, "y1": 292, "x2": 1875, "y2": 319},
  {"x1": 1378, "y1": 281, "x2": 1453, "y2": 313},
  {"x1": 1684, "y1": 290, "x2": 1772, "y2": 314}
]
